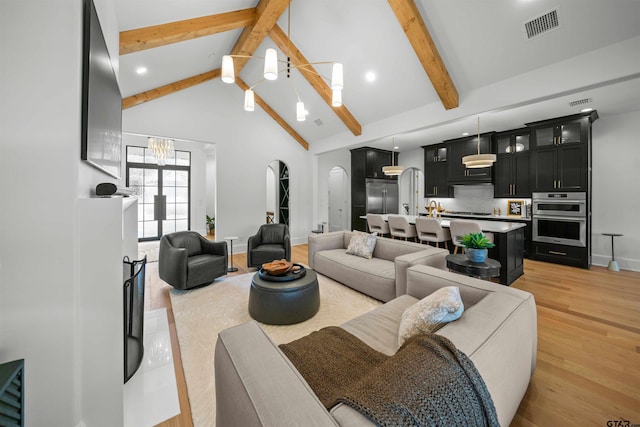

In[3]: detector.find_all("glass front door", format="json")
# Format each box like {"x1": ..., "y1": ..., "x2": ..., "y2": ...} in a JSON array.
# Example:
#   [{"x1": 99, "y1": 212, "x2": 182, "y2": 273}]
[{"x1": 126, "y1": 146, "x2": 191, "y2": 241}]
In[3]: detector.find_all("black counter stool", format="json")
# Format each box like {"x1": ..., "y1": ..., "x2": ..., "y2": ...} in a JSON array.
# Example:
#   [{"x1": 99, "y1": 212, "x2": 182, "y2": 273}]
[{"x1": 602, "y1": 233, "x2": 622, "y2": 272}]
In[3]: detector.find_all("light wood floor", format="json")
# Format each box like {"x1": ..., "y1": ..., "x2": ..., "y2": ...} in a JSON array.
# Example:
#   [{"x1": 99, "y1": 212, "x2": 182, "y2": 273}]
[{"x1": 147, "y1": 244, "x2": 640, "y2": 427}]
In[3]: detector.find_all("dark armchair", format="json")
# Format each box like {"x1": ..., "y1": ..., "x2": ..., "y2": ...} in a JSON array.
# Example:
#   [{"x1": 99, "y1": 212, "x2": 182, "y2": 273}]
[
  {"x1": 159, "y1": 231, "x2": 228, "y2": 290},
  {"x1": 247, "y1": 224, "x2": 291, "y2": 269}
]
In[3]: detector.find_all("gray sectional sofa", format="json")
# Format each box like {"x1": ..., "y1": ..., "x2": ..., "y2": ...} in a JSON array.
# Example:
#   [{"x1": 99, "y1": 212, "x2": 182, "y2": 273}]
[
  {"x1": 215, "y1": 264, "x2": 537, "y2": 426},
  {"x1": 308, "y1": 230, "x2": 449, "y2": 301}
]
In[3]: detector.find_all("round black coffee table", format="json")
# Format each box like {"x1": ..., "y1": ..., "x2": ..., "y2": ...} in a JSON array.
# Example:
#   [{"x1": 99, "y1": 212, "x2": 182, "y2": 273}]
[
  {"x1": 445, "y1": 254, "x2": 501, "y2": 280},
  {"x1": 248, "y1": 267, "x2": 319, "y2": 325}
]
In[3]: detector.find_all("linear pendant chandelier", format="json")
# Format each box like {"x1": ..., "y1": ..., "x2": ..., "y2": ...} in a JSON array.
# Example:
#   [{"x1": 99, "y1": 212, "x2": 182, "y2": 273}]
[
  {"x1": 383, "y1": 138, "x2": 404, "y2": 176},
  {"x1": 462, "y1": 116, "x2": 496, "y2": 168},
  {"x1": 220, "y1": 0, "x2": 343, "y2": 121}
]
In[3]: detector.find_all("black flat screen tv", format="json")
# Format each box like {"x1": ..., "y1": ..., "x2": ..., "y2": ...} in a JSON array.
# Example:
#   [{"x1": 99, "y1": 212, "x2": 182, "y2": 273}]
[{"x1": 81, "y1": 0, "x2": 122, "y2": 179}]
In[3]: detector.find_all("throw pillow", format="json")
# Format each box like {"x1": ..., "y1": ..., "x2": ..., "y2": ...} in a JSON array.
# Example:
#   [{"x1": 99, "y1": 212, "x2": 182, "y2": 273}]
[
  {"x1": 398, "y1": 286, "x2": 464, "y2": 346},
  {"x1": 345, "y1": 230, "x2": 378, "y2": 259}
]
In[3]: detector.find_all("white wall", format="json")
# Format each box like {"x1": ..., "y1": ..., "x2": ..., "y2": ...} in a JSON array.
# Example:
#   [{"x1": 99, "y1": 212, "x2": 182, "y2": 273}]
[
  {"x1": 123, "y1": 82, "x2": 313, "y2": 252},
  {"x1": 314, "y1": 148, "x2": 351, "y2": 228},
  {"x1": 0, "y1": 0, "x2": 122, "y2": 425},
  {"x1": 591, "y1": 110, "x2": 640, "y2": 271},
  {"x1": 205, "y1": 145, "x2": 217, "y2": 224}
]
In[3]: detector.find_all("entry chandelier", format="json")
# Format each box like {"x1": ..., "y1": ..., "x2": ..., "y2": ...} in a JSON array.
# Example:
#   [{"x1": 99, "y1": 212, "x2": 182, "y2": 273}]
[
  {"x1": 462, "y1": 116, "x2": 496, "y2": 168},
  {"x1": 220, "y1": 0, "x2": 343, "y2": 121},
  {"x1": 383, "y1": 138, "x2": 404, "y2": 176},
  {"x1": 147, "y1": 137, "x2": 174, "y2": 166}
]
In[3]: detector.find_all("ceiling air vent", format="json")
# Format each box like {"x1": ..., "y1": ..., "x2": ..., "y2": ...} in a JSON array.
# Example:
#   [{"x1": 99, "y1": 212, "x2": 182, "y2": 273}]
[
  {"x1": 524, "y1": 9, "x2": 559, "y2": 39},
  {"x1": 569, "y1": 98, "x2": 593, "y2": 107},
  {"x1": 314, "y1": 118, "x2": 324, "y2": 127}
]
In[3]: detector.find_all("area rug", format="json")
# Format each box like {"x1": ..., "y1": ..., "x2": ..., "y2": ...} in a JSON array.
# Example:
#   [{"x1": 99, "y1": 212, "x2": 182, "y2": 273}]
[
  {"x1": 138, "y1": 241, "x2": 159, "y2": 263},
  {"x1": 169, "y1": 272, "x2": 382, "y2": 427}
]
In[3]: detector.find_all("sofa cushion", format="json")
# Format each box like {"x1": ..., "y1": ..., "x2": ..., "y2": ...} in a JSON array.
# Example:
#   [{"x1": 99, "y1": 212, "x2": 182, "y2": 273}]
[
  {"x1": 398, "y1": 286, "x2": 464, "y2": 346},
  {"x1": 314, "y1": 249, "x2": 396, "y2": 302},
  {"x1": 345, "y1": 231, "x2": 377, "y2": 259}
]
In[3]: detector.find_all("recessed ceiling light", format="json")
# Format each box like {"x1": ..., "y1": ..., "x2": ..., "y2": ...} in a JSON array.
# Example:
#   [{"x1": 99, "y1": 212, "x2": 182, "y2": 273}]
[
  {"x1": 136, "y1": 66, "x2": 147, "y2": 75},
  {"x1": 581, "y1": 107, "x2": 593, "y2": 112},
  {"x1": 394, "y1": 146, "x2": 399, "y2": 150},
  {"x1": 365, "y1": 71, "x2": 376, "y2": 82},
  {"x1": 462, "y1": 132, "x2": 469, "y2": 136}
]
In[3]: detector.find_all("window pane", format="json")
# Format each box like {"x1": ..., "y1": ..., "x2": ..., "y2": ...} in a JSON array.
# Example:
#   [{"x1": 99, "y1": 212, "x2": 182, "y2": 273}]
[
  {"x1": 143, "y1": 186, "x2": 157, "y2": 204},
  {"x1": 128, "y1": 168, "x2": 143, "y2": 187},
  {"x1": 176, "y1": 151, "x2": 190, "y2": 166},
  {"x1": 144, "y1": 169, "x2": 158, "y2": 186},
  {"x1": 144, "y1": 204, "x2": 155, "y2": 221},
  {"x1": 176, "y1": 187, "x2": 188, "y2": 203},
  {"x1": 127, "y1": 146, "x2": 144, "y2": 163},
  {"x1": 138, "y1": 203, "x2": 143, "y2": 220},
  {"x1": 163, "y1": 170, "x2": 176, "y2": 186},
  {"x1": 175, "y1": 219, "x2": 188, "y2": 232},
  {"x1": 143, "y1": 221, "x2": 157, "y2": 238},
  {"x1": 175, "y1": 203, "x2": 188, "y2": 219},
  {"x1": 162, "y1": 220, "x2": 176, "y2": 234},
  {"x1": 166, "y1": 204, "x2": 175, "y2": 220},
  {"x1": 176, "y1": 170, "x2": 189, "y2": 186},
  {"x1": 165, "y1": 188, "x2": 176, "y2": 204}
]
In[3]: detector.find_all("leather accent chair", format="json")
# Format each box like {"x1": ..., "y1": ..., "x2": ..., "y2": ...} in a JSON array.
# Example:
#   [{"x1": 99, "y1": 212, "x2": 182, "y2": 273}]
[
  {"x1": 366, "y1": 213, "x2": 390, "y2": 236},
  {"x1": 159, "y1": 231, "x2": 228, "y2": 290},
  {"x1": 387, "y1": 215, "x2": 418, "y2": 242},
  {"x1": 449, "y1": 220, "x2": 494, "y2": 254},
  {"x1": 247, "y1": 224, "x2": 291, "y2": 269},
  {"x1": 415, "y1": 217, "x2": 451, "y2": 250}
]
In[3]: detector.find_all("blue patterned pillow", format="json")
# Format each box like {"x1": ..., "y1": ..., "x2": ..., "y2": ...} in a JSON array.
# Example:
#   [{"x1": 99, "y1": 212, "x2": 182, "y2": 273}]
[{"x1": 345, "y1": 231, "x2": 378, "y2": 259}]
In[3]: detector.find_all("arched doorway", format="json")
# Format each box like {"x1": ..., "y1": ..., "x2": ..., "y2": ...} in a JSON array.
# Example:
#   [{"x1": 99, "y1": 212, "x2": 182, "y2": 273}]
[
  {"x1": 328, "y1": 166, "x2": 348, "y2": 232},
  {"x1": 399, "y1": 167, "x2": 424, "y2": 216}
]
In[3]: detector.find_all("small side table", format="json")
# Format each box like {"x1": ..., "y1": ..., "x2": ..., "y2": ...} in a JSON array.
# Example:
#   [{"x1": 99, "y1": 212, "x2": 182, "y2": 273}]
[
  {"x1": 445, "y1": 254, "x2": 501, "y2": 281},
  {"x1": 224, "y1": 236, "x2": 239, "y2": 272},
  {"x1": 602, "y1": 233, "x2": 622, "y2": 272}
]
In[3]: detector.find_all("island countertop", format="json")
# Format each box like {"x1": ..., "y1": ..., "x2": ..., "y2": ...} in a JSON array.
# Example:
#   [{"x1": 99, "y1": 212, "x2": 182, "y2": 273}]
[{"x1": 361, "y1": 215, "x2": 527, "y2": 234}]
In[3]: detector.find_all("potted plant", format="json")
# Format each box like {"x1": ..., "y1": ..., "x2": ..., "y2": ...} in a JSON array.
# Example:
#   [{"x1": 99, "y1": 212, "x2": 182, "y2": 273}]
[
  {"x1": 460, "y1": 232, "x2": 495, "y2": 263},
  {"x1": 206, "y1": 215, "x2": 215, "y2": 234}
]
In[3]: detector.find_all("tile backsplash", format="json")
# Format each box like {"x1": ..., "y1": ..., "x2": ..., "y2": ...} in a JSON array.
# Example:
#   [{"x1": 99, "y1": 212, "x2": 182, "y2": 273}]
[{"x1": 424, "y1": 185, "x2": 531, "y2": 216}]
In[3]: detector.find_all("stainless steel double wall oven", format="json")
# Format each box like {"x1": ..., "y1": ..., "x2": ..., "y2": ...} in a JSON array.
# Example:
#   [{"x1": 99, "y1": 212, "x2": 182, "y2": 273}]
[{"x1": 532, "y1": 192, "x2": 587, "y2": 247}]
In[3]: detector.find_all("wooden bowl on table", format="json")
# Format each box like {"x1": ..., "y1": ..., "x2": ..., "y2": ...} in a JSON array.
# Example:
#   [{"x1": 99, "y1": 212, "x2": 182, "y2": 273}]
[{"x1": 261, "y1": 259, "x2": 293, "y2": 275}]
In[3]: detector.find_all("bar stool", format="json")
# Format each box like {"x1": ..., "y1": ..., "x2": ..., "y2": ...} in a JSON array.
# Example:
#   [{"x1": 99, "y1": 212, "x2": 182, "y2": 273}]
[
  {"x1": 449, "y1": 220, "x2": 494, "y2": 254},
  {"x1": 387, "y1": 215, "x2": 417, "y2": 242},
  {"x1": 602, "y1": 233, "x2": 622, "y2": 272},
  {"x1": 415, "y1": 217, "x2": 451, "y2": 250},
  {"x1": 366, "y1": 214, "x2": 390, "y2": 237}
]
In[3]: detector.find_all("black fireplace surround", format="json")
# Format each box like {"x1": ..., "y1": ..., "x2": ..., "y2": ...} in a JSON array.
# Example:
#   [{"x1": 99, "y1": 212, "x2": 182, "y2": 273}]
[{"x1": 123, "y1": 256, "x2": 146, "y2": 383}]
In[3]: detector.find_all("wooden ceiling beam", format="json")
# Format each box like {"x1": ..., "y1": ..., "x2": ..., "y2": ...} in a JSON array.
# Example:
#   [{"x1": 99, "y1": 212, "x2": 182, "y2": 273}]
[
  {"x1": 387, "y1": 0, "x2": 459, "y2": 110},
  {"x1": 120, "y1": 8, "x2": 256, "y2": 55},
  {"x1": 122, "y1": 69, "x2": 221, "y2": 109},
  {"x1": 236, "y1": 78, "x2": 309, "y2": 150},
  {"x1": 269, "y1": 25, "x2": 362, "y2": 136},
  {"x1": 228, "y1": 0, "x2": 290, "y2": 75}
]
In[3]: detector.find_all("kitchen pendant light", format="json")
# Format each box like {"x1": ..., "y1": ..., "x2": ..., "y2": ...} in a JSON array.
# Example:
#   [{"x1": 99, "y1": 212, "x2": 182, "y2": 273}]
[
  {"x1": 462, "y1": 116, "x2": 496, "y2": 169},
  {"x1": 244, "y1": 89, "x2": 255, "y2": 111},
  {"x1": 383, "y1": 138, "x2": 404, "y2": 176},
  {"x1": 332, "y1": 89, "x2": 342, "y2": 107},
  {"x1": 296, "y1": 101, "x2": 306, "y2": 121}
]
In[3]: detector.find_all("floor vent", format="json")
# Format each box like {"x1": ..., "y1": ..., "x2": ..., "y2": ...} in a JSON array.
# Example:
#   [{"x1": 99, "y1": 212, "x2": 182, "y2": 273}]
[
  {"x1": 569, "y1": 97, "x2": 593, "y2": 107},
  {"x1": 314, "y1": 118, "x2": 324, "y2": 126},
  {"x1": 524, "y1": 9, "x2": 559, "y2": 39}
]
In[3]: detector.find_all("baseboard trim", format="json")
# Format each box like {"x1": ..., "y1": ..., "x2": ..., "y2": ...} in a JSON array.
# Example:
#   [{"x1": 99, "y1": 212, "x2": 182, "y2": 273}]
[{"x1": 591, "y1": 254, "x2": 640, "y2": 272}]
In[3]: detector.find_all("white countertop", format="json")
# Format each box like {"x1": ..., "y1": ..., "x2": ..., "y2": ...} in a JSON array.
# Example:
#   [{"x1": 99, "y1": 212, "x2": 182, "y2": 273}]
[
  {"x1": 439, "y1": 212, "x2": 531, "y2": 222},
  {"x1": 361, "y1": 214, "x2": 527, "y2": 233}
]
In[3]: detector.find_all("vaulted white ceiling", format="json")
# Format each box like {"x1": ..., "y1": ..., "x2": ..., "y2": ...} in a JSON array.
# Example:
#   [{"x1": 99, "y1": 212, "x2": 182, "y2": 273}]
[{"x1": 116, "y1": 0, "x2": 640, "y2": 152}]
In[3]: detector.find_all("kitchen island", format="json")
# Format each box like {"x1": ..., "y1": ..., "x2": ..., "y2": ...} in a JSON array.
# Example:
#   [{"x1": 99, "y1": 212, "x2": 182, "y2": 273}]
[{"x1": 362, "y1": 215, "x2": 525, "y2": 285}]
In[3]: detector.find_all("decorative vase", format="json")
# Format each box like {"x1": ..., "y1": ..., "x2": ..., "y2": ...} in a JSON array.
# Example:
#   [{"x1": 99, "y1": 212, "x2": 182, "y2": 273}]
[{"x1": 466, "y1": 248, "x2": 488, "y2": 263}]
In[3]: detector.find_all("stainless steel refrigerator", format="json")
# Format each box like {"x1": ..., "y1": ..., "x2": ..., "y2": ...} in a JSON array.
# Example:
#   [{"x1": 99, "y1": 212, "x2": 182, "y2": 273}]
[{"x1": 365, "y1": 179, "x2": 399, "y2": 214}]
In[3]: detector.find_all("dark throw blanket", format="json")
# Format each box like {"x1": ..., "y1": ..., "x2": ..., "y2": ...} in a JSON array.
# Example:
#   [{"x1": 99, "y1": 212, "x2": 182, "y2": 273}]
[{"x1": 279, "y1": 327, "x2": 499, "y2": 427}]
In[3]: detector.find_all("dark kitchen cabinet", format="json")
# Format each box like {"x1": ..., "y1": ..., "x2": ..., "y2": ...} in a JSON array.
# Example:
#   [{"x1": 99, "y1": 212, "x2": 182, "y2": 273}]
[
  {"x1": 446, "y1": 133, "x2": 495, "y2": 184},
  {"x1": 527, "y1": 113, "x2": 596, "y2": 192},
  {"x1": 350, "y1": 147, "x2": 397, "y2": 231},
  {"x1": 423, "y1": 143, "x2": 450, "y2": 197},
  {"x1": 494, "y1": 130, "x2": 531, "y2": 197}
]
